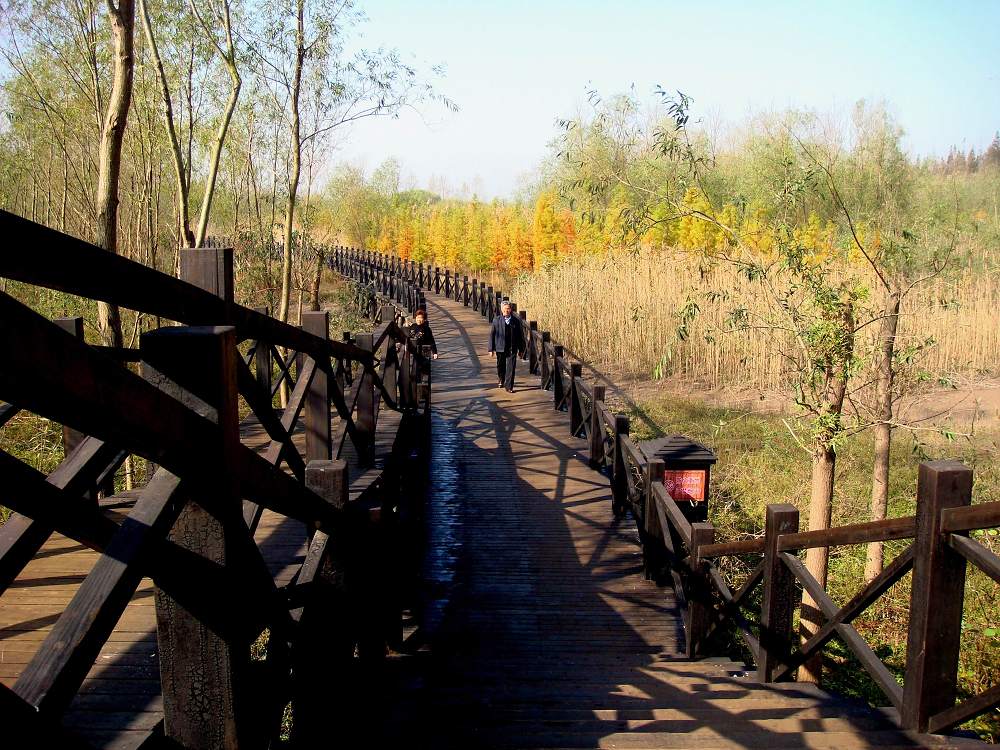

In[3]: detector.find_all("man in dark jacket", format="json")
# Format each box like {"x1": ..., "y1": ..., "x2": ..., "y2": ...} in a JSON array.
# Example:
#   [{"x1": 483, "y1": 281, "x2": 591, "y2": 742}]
[{"x1": 488, "y1": 300, "x2": 526, "y2": 392}]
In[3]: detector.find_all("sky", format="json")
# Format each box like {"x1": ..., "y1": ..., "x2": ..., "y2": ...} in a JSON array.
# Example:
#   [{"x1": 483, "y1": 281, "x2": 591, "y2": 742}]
[{"x1": 333, "y1": 0, "x2": 1000, "y2": 200}]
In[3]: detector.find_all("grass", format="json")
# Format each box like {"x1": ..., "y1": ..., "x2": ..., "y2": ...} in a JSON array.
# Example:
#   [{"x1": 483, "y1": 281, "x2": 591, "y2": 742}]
[
  {"x1": 624, "y1": 391, "x2": 1000, "y2": 741},
  {"x1": 0, "y1": 409, "x2": 64, "y2": 524}
]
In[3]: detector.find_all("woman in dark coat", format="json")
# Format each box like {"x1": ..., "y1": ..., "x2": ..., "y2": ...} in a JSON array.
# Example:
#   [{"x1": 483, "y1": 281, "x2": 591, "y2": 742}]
[{"x1": 406, "y1": 307, "x2": 438, "y2": 359}]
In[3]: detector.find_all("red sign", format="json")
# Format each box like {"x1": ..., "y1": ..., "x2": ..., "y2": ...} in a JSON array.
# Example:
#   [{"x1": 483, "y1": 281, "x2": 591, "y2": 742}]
[{"x1": 663, "y1": 470, "x2": 707, "y2": 502}]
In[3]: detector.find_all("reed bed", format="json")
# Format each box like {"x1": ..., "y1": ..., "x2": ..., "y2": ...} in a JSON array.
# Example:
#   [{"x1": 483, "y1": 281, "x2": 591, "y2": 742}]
[{"x1": 511, "y1": 248, "x2": 1000, "y2": 390}]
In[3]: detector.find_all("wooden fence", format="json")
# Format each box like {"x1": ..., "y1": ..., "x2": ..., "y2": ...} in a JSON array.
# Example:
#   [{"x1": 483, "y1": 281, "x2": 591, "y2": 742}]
[
  {"x1": 0, "y1": 212, "x2": 432, "y2": 747},
  {"x1": 334, "y1": 245, "x2": 1000, "y2": 736}
]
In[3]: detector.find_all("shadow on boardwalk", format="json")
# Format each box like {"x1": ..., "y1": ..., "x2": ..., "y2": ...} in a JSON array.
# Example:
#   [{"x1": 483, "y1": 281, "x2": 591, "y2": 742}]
[{"x1": 327, "y1": 294, "x2": 925, "y2": 750}]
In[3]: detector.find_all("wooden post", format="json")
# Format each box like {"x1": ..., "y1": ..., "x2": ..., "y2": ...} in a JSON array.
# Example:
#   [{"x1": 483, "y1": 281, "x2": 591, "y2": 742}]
[
  {"x1": 444, "y1": 269, "x2": 451, "y2": 298},
  {"x1": 758, "y1": 503, "x2": 800, "y2": 682},
  {"x1": 528, "y1": 322, "x2": 539, "y2": 374},
  {"x1": 552, "y1": 345, "x2": 564, "y2": 407},
  {"x1": 901, "y1": 461, "x2": 973, "y2": 731},
  {"x1": 382, "y1": 339, "x2": 399, "y2": 407},
  {"x1": 486, "y1": 286, "x2": 494, "y2": 319},
  {"x1": 471, "y1": 279, "x2": 479, "y2": 311},
  {"x1": 53, "y1": 317, "x2": 86, "y2": 456},
  {"x1": 252, "y1": 307, "x2": 272, "y2": 400},
  {"x1": 687, "y1": 523, "x2": 716, "y2": 658},
  {"x1": 141, "y1": 325, "x2": 248, "y2": 749},
  {"x1": 643, "y1": 459, "x2": 665, "y2": 580},
  {"x1": 293, "y1": 459, "x2": 350, "y2": 743},
  {"x1": 339, "y1": 332, "x2": 352, "y2": 389},
  {"x1": 355, "y1": 333, "x2": 375, "y2": 466},
  {"x1": 180, "y1": 246, "x2": 234, "y2": 304},
  {"x1": 301, "y1": 311, "x2": 331, "y2": 462},
  {"x1": 589, "y1": 385, "x2": 606, "y2": 467},
  {"x1": 419, "y1": 344, "x2": 433, "y2": 411},
  {"x1": 568, "y1": 364, "x2": 584, "y2": 436},
  {"x1": 539, "y1": 332, "x2": 551, "y2": 388},
  {"x1": 611, "y1": 415, "x2": 630, "y2": 516}
]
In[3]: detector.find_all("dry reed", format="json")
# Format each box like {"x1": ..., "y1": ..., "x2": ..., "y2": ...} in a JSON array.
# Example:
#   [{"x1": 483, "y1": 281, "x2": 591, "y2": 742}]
[{"x1": 511, "y1": 248, "x2": 1000, "y2": 390}]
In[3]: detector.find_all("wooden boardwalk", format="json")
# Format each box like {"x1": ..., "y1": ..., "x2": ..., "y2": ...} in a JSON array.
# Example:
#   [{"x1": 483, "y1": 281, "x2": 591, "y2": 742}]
[
  {"x1": 0, "y1": 408, "x2": 401, "y2": 749},
  {"x1": 0, "y1": 271, "x2": 988, "y2": 748},
  {"x1": 0, "y1": 509, "x2": 303, "y2": 749},
  {"x1": 352, "y1": 294, "x2": 980, "y2": 749}
]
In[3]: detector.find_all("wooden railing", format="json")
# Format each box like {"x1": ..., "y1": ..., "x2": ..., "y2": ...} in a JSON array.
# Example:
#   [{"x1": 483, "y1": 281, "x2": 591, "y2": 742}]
[
  {"x1": 0, "y1": 212, "x2": 433, "y2": 747},
  {"x1": 337, "y1": 245, "x2": 1000, "y2": 737}
]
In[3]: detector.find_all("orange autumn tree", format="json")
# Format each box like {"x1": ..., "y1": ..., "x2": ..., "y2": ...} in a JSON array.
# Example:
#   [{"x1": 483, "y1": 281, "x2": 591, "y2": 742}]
[{"x1": 532, "y1": 190, "x2": 561, "y2": 268}]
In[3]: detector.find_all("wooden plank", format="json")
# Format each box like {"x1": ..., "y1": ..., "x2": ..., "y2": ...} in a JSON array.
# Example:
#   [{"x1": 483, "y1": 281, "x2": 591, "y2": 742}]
[
  {"x1": 653, "y1": 483, "x2": 693, "y2": 547},
  {"x1": 0, "y1": 212, "x2": 369, "y2": 365},
  {"x1": 782, "y1": 552, "x2": 903, "y2": 709},
  {"x1": 302, "y1": 311, "x2": 332, "y2": 462},
  {"x1": 777, "y1": 515, "x2": 916, "y2": 551},
  {"x1": 0, "y1": 294, "x2": 339, "y2": 531},
  {"x1": 0, "y1": 437, "x2": 124, "y2": 594},
  {"x1": 947, "y1": 533, "x2": 1000, "y2": 584},
  {"x1": 928, "y1": 682, "x2": 1000, "y2": 735},
  {"x1": 12, "y1": 469, "x2": 184, "y2": 714},
  {"x1": 697, "y1": 537, "x2": 766, "y2": 558},
  {"x1": 940, "y1": 500, "x2": 1000, "y2": 533},
  {"x1": 773, "y1": 545, "x2": 914, "y2": 682},
  {"x1": 142, "y1": 324, "x2": 249, "y2": 749}
]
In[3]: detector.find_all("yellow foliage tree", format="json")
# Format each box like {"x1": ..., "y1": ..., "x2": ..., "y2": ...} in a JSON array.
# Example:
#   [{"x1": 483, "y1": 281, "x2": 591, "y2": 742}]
[{"x1": 532, "y1": 191, "x2": 561, "y2": 268}]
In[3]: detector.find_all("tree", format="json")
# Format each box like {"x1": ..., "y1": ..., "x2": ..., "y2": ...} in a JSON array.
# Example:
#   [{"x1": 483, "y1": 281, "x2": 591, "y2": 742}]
[
  {"x1": 251, "y1": 0, "x2": 451, "y2": 324},
  {"x1": 553, "y1": 90, "x2": 942, "y2": 684},
  {"x1": 94, "y1": 0, "x2": 136, "y2": 347},
  {"x1": 532, "y1": 190, "x2": 560, "y2": 268},
  {"x1": 984, "y1": 132, "x2": 1000, "y2": 170}
]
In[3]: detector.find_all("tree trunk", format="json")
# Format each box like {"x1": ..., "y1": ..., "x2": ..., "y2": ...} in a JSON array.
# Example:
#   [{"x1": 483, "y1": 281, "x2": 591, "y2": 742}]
[
  {"x1": 278, "y1": 0, "x2": 304, "y2": 326},
  {"x1": 865, "y1": 289, "x2": 901, "y2": 581},
  {"x1": 799, "y1": 300, "x2": 854, "y2": 684},
  {"x1": 275, "y1": 0, "x2": 305, "y2": 408},
  {"x1": 800, "y1": 443, "x2": 836, "y2": 683},
  {"x1": 310, "y1": 248, "x2": 324, "y2": 311},
  {"x1": 190, "y1": 0, "x2": 240, "y2": 247},
  {"x1": 60, "y1": 157, "x2": 68, "y2": 232},
  {"x1": 138, "y1": 0, "x2": 194, "y2": 248},
  {"x1": 94, "y1": 0, "x2": 135, "y2": 349}
]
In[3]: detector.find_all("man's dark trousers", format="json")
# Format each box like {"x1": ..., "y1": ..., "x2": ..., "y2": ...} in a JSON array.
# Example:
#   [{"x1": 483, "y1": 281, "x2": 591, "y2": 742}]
[{"x1": 497, "y1": 348, "x2": 518, "y2": 390}]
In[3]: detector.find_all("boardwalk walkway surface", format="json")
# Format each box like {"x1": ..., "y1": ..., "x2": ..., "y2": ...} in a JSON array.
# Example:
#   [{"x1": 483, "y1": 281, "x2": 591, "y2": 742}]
[
  {"x1": 0, "y1": 284, "x2": 985, "y2": 749},
  {"x1": 355, "y1": 293, "x2": 981, "y2": 750}
]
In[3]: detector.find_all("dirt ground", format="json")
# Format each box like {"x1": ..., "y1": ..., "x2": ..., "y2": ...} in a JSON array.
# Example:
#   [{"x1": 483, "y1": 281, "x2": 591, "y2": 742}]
[{"x1": 611, "y1": 373, "x2": 1000, "y2": 433}]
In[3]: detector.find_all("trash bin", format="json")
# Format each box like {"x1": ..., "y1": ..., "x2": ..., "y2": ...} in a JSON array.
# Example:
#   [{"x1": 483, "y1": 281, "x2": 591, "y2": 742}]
[{"x1": 639, "y1": 435, "x2": 717, "y2": 524}]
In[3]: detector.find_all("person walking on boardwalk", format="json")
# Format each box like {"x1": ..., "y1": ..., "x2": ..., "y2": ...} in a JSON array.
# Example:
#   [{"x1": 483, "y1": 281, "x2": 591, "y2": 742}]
[
  {"x1": 489, "y1": 300, "x2": 526, "y2": 392},
  {"x1": 406, "y1": 307, "x2": 438, "y2": 360}
]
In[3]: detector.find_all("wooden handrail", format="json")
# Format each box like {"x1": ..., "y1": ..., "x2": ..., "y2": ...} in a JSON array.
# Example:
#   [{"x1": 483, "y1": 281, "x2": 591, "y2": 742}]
[
  {"x1": 697, "y1": 537, "x2": 765, "y2": 558},
  {"x1": 0, "y1": 211, "x2": 371, "y2": 366},
  {"x1": 940, "y1": 500, "x2": 1000, "y2": 533},
  {"x1": 777, "y1": 515, "x2": 917, "y2": 551}
]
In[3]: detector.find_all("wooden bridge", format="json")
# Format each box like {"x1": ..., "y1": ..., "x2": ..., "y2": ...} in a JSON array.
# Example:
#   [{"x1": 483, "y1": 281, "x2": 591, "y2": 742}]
[{"x1": 0, "y1": 212, "x2": 998, "y2": 748}]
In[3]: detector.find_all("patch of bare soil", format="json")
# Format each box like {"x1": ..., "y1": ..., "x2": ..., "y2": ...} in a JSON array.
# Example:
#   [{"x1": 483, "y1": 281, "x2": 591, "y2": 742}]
[{"x1": 601, "y1": 370, "x2": 1000, "y2": 433}]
